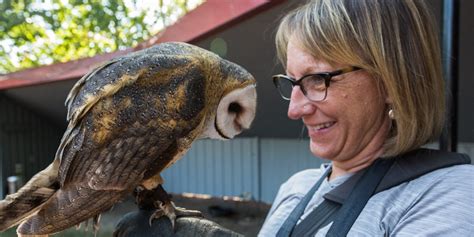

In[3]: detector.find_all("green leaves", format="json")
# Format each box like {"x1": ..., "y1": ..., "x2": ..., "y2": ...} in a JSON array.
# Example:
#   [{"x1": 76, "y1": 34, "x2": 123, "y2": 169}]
[{"x1": 0, "y1": 0, "x2": 204, "y2": 74}]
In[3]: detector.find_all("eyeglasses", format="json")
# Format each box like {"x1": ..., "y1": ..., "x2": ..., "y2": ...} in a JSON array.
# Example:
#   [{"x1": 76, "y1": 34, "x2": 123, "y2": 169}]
[{"x1": 272, "y1": 66, "x2": 361, "y2": 101}]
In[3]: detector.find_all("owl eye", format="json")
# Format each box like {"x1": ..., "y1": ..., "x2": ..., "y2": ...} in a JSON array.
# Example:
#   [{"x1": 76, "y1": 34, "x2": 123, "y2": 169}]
[{"x1": 228, "y1": 102, "x2": 242, "y2": 114}]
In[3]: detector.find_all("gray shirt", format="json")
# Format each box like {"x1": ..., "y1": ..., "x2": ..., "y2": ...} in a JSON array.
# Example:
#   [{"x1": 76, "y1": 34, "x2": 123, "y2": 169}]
[{"x1": 259, "y1": 163, "x2": 474, "y2": 236}]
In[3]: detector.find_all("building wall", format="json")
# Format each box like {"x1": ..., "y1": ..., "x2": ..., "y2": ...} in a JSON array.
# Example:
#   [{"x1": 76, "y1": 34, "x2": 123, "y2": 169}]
[
  {"x1": 161, "y1": 138, "x2": 260, "y2": 198},
  {"x1": 161, "y1": 137, "x2": 474, "y2": 204},
  {"x1": 259, "y1": 139, "x2": 324, "y2": 202},
  {"x1": 458, "y1": 0, "x2": 474, "y2": 142},
  {"x1": 161, "y1": 138, "x2": 324, "y2": 203},
  {"x1": 0, "y1": 94, "x2": 62, "y2": 198}
]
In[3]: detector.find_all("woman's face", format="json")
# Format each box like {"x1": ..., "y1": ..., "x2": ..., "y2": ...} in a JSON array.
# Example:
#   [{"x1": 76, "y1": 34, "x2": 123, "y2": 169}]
[{"x1": 286, "y1": 38, "x2": 390, "y2": 162}]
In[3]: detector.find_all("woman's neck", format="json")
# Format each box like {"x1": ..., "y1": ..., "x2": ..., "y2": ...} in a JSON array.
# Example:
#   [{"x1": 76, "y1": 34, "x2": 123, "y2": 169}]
[
  {"x1": 327, "y1": 112, "x2": 391, "y2": 181},
  {"x1": 329, "y1": 147, "x2": 383, "y2": 181}
]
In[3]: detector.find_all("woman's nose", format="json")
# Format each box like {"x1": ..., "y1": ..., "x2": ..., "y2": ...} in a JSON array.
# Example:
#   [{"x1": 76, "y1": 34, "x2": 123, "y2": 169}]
[{"x1": 287, "y1": 86, "x2": 314, "y2": 120}]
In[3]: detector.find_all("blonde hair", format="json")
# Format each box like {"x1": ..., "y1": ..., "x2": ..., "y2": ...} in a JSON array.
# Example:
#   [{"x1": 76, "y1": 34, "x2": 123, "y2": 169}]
[{"x1": 276, "y1": 0, "x2": 445, "y2": 157}]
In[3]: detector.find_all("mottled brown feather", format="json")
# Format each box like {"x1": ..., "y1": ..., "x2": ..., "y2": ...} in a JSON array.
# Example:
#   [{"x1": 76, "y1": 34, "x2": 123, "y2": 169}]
[
  {"x1": 17, "y1": 186, "x2": 127, "y2": 235},
  {"x1": 0, "y1": 163, "x2": 59, "y2": 231}
]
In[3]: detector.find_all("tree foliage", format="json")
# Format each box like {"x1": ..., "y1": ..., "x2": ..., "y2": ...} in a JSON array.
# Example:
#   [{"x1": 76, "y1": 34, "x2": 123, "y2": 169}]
[{"x1": 0, "y1": 0, "x2": 204, "y2": 74}]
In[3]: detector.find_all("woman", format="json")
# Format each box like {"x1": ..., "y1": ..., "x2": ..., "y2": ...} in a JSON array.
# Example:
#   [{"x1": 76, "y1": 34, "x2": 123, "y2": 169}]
[{"x1": 259, "y1": 0, "x2": 473, "y2": 236}]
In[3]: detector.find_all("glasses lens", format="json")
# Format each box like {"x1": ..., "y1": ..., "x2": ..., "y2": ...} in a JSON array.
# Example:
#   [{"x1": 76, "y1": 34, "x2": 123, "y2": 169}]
[
  {"x1": 301, "y1": 75, "x2": 327, "y2": 101},
  {"x1": 274, "y1": 76, "x2": 293, "y2": 100}
]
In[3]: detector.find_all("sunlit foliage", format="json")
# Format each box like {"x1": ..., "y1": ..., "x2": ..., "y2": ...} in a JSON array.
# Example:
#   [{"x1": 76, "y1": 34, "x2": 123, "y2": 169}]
[{"x1": 0, "y1": 0, "x2": 204, "y2": 74}]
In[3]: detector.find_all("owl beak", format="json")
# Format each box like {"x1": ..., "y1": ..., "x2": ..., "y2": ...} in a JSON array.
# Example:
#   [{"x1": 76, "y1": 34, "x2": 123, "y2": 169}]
[{"x1": 206, "y1": 84, "x2": 257, "y2": 140}]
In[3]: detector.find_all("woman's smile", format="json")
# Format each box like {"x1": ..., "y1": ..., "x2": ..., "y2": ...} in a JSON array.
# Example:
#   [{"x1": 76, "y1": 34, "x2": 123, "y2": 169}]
[{"x1": 307, "y1": 121, "x2": 336, "y2": 136}]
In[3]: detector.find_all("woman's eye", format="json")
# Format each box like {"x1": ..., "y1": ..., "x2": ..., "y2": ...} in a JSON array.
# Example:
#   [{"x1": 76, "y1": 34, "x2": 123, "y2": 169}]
[{"x1": 304, "y1": 75, "x2": 326, "y2": 91}]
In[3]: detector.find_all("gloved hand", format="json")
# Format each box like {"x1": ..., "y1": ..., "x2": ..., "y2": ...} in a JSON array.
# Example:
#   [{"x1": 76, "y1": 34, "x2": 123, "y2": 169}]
[{"x1": 113, "y1": 209, "x2": 243, "y2": 237}]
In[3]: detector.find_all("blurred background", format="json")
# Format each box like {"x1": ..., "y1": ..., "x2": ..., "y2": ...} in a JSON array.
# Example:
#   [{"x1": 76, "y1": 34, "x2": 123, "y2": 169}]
[{"x1": 0, "y1": 0, "x2": 472, "y2": 236}]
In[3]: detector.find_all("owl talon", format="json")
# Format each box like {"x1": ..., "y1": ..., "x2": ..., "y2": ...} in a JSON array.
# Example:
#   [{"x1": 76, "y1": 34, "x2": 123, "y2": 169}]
[
  {"x1": 175, "y1": 206, "x2": 203, "y2": 218},
  {"x1": 134, "y1": 186, "x2": 144, "y2": 203},
  {"x1": 148, "y1": 209, "x2": 164, "y2": 226},
  {"x1": 149, "y1": 201, "x2": 202, "y2": 231}
]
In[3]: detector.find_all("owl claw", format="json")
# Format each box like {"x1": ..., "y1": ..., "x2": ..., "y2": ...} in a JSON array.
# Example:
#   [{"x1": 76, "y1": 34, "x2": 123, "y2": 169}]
[
  {"x1": 149, "y1": 201, "x2": 202, "y2": 231},
  {"x1": 134, "y1": 186, "x2": 145, "y2": 204},
  {"x1": 148, "y1": 208, "x2": 164, "y2": 226}
]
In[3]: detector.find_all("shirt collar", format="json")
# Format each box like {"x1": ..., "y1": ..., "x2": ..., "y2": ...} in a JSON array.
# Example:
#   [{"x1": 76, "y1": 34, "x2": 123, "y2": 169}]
[{"x1": 323, "y1": 168, "x2": 364, "y2": 204}]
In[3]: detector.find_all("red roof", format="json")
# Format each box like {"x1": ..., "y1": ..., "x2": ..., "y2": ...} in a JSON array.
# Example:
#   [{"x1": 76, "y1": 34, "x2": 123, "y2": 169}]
[{"x1": 0, "y1": 0, "x2": 285, "y2": 90}]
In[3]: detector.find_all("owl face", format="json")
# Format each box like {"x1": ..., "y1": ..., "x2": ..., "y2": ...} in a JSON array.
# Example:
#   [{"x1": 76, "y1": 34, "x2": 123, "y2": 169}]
[
  {"x1": 151, "y1": 42, "x2": 257, "y2": 141},
  {"x1": 200, "y1": 59, "x2": 257, "y2": 140}
]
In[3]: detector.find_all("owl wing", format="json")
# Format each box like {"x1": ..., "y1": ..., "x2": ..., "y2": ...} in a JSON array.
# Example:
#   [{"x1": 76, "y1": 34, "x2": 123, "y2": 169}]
[{"x1": 58, "y1": 48, "x2": 198, "y2": 186}]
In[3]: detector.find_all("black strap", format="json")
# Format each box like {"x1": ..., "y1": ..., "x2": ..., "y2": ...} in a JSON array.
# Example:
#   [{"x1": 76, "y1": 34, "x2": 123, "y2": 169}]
[
  {"x1": 276, "y1": 149, "x2": 470, "y2": 237},
  {"x1": 290, "y1": 200, "x2": 339, "y2": 237},
  {"x1": 326, "y1": 158, "x2": 394, "y2": 237},
  {"x1": 275, "y1": 167, "x2": 332, "y2": 237},
  {"x1": 291, "y1": 158, "x2": 394, "y2": 237},
  {"x1": 374, "y1": 148, "x2": 471, "y2": 193}
]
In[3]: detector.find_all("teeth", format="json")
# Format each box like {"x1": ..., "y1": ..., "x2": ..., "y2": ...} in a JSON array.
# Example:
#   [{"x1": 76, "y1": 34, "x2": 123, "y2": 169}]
[{"x1": 312, "y1": 122, "x2": 334, "y2": 130}]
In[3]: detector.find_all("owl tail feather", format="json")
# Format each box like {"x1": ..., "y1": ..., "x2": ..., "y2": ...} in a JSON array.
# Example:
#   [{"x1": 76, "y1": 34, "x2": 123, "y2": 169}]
[
  {"x1": 17, "y1": 185, "x2": 127, "y2": 235},
  {"x1": 0, "y1": 162, "x2": 59, "y2": 232}
]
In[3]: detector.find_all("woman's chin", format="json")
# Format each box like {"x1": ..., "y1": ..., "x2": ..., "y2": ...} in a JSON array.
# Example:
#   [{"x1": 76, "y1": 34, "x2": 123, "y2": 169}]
[{"x1": 309, "y1": 139, "x2": 337, "y2": 161}]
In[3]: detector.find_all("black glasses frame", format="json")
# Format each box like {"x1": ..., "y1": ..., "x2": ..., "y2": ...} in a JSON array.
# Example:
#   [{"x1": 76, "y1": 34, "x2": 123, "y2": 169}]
[{"x1": 272, "y1": 66, "x2": 361, "y2": 101}]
